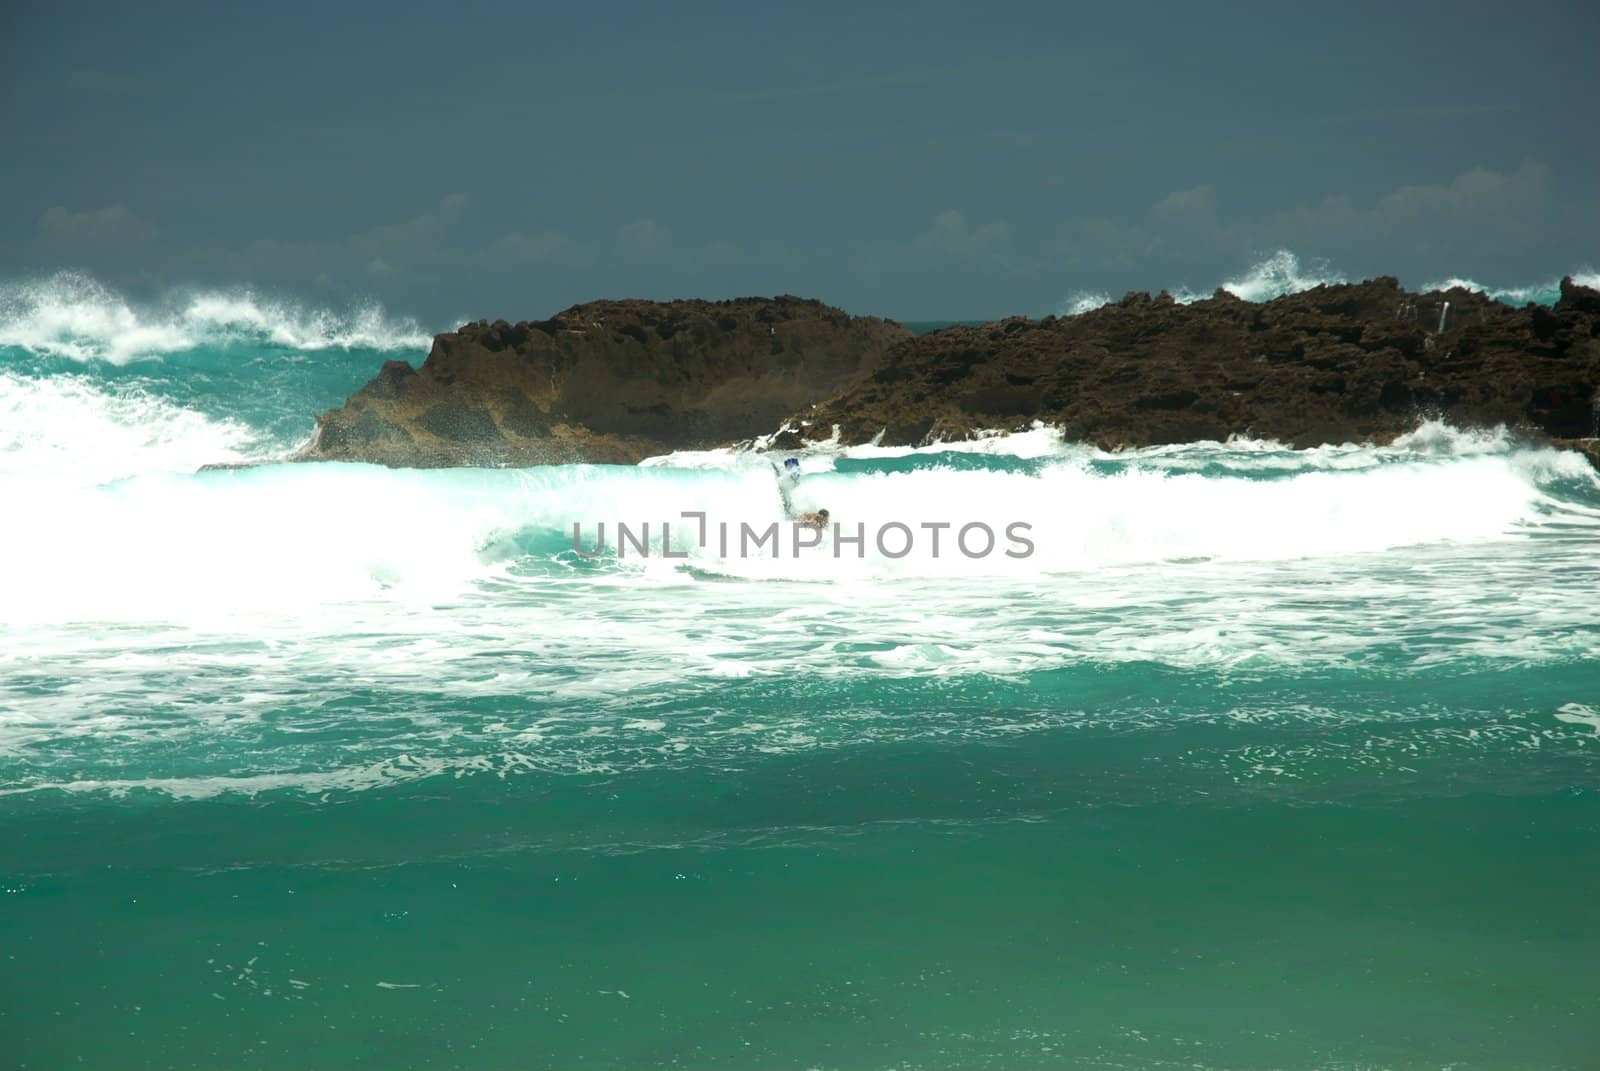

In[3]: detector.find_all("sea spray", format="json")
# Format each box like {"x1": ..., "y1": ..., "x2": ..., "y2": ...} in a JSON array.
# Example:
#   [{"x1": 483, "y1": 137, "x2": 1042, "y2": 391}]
[
  {"x1": 0, "y1": 428, "x2": 1591, "y2": 624},
  {"x1": 0, "y1": 370, "x2": 263, "y2": 484},
  {"x1": 1057, "y1": 250, "x2": 1345, "y2": 313},
  {"x1": 1057, "y1": 250, "x2": 1597, "y2": 314},
  {"x1": 1424, "y1": 268, "x2": 1600, "y2": 307},
  {"x1": 0, "y1": 271, "x2": 432, "y2": 362}
]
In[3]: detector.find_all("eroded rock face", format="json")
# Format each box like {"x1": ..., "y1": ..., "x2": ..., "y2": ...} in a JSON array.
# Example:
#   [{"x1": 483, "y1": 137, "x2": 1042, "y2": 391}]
[
  {"x1": 303, "y1": 296, "x2": 911, "y2": 466},
  {"x1": 785, "y1": 277, "x2": 1600, "y2": 451}
]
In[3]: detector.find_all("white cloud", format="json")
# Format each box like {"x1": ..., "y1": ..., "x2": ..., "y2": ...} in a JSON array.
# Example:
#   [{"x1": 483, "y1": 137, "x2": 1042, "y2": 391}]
[
  {"x1": 1377, "y1": 160, "x2": 1550, "y2": 218},
  {"x1": 1142, "y1": 183, "x2": 1233, "y2": 259},
  {"x1": 489, "y1": 229, "x2": 578, "y2": 265},
  {"x1": 1270, "y1": 160, "x2": 1556, "y2": 241},
  {"x1": 355, "y1": 193, "x2": 471, "y2": 260},
  {"x1": 1148, "y1": 185, "x2": 1217, "y2": 221},
  {"x1": 1049, "y1": 160, "x2": 1572, "y2": 285},
  {"x1": 37, "y1": 204, "x2": 157, "y2": 242},
  {"x1": 913, "y1": 211, "x2": 1012, "y2": 265},
  {"x1": 616, "y1": 219, "x2": 672, "y2": 259},
  {"x1": 438, "y1": 192, "x2": 470, "y2": 221}
]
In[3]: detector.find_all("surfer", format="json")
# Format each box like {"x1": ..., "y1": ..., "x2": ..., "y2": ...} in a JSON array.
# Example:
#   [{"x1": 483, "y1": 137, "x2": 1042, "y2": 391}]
[
  {"x1": 775, "y1": 456, "x2": 801, "y2": 515},
  {"x1": 776, "y1": 458, "x2": 830, "y2": 528}
]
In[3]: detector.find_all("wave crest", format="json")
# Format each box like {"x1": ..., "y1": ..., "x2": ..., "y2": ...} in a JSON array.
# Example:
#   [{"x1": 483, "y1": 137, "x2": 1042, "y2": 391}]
[
  {"x1": 0, "y1": 271, "x2": 433, "y2": 363},
  {"x1": 1060, "y1": 250, "x2": 1344, "y2": 314},
  {"x1": 1060, "y1": 252, "x2": 1597, "y2": 315},
  {"x1": 1209, "y1": 250, "x2": 1345, "y2": 303},
  {"x1": 0, "y1": 370, "x2": 262, "y2": 485},
  {"x1": 1423, "y1": 269, "x2": 1600, "y2": 307},
  {"x1": 0, "y1": 428, "x2": 1593, "y2": 624}
]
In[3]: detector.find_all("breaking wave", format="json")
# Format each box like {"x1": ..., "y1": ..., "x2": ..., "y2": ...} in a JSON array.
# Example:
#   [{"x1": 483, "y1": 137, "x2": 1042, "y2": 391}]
[
  {"x1": 1058, "y1": 291, "x2": 1113, "y2": 316},
  {"x1": 0, "y1": 370, "x2": 264, "y2": 486},
  {"x1": 1202, "y1": 249, "x2": 1346, "y2": 303},
  {"x1": 1, "y1": 415, "x2": 1595, "y2": 624},
  {"x1": 3, "y1": 421, "x2": 1598, "y2": 801},
  {"x1": 1060, "y1": 251, "x2": 1597, "y2": 315},
  {"x1": 1423, "y1": 269, "x2": 1600, "y2": 307},
  {"x1": 1059, "y1": 251, "x2": 1344, "y2": 314},
  {"x1": 0, "y1": 271, "x2": 433, "y2": 363}
]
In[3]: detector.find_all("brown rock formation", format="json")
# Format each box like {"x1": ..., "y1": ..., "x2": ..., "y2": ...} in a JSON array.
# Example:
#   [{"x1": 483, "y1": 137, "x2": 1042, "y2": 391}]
[
  {"x1": 303, "y1": 296, "x2": 911, "y2": 466},
  {"x1": 784, "y1": 277, "x2": 1600, "y2": 452},
  {"x1": 303, "y1": 279, "x2": 1600, "y2": 469}
]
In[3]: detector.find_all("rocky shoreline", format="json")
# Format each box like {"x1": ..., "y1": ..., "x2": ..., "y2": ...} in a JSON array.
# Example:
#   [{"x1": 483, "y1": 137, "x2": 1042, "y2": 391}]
[
  {"x1": 302, "y1": 278, "x2": 1600, "y2": 468},
  {"x1": 302, "y1": 296, "x2": 908, "y2": 466}
]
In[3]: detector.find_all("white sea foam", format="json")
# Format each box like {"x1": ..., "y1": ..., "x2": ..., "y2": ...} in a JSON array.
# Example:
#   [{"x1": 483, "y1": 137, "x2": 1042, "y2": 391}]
[
  {"x1": 1207, "y1": 249, "x2": 1345, "y2": 303},
  {"x1": 2, "y1": 276, "x2": 1598, "y2": 802},
  {"x1": 0, "y1": 370, "x2": 262, "y2": 485},
  {"x1": 1057, "y1": 291, "x2": 1112, "y2": 316},
  {"x1": 656, "y1": 420, "x2": 1596, "y2": 478},
  {"x1": 677, "y1": 450, "x2": 1563, "y2": 583},
  {"x1": 1426, "y1": 277, "x2": 1553, "y2": 305},
  {"x1": 0, "y1": 425, "x2": 1592, "y2": 628},
  {"x1": 1423, "y1": 268, "x2": 1600, "y2": 307},
  {"x1": 1554, "y1": 703, "x2": 1600, "y2": 736},
  {"x1": 0, "y1": 271, "x2": 432, "y2": 363},
  {"x1": 6, "y1": 523, "x2": 1599, "y2": 800},
  {"x1": 644, "y1": 424, "x2": 1081, "y2": 469},
  {"x1": 838, "y1": 424, "x2": 1078, "y2": 461},
  {"x1": 1058, "y1": 251, "x2": 1345, "y2": 314},
  {"x1": 1059, "y1": 252, "x2": 1597, "y2": 315}
]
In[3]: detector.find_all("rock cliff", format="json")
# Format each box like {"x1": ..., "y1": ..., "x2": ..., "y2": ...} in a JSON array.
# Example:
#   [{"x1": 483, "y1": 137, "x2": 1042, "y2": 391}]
[
  {"x1": 783, "y1": 276, "x2": 1600, "y2": 452},
  {"x1": 304, "y1": 279, "x2": 1600, "y2": 468},
  {"x1": 304, "y1": 296, "x2": 911, "y2": 466}
]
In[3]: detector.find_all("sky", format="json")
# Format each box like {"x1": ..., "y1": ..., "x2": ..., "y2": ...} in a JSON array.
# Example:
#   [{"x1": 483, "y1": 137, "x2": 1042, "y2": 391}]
[{"x1": 2, "y1": 0, "x2": 1597, "y2": 325}]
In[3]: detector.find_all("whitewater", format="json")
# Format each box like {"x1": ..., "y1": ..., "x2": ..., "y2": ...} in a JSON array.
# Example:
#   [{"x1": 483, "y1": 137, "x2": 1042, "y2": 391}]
[{"x1": 3, "y1": 267, "x2": 1599, "y2": 1071}]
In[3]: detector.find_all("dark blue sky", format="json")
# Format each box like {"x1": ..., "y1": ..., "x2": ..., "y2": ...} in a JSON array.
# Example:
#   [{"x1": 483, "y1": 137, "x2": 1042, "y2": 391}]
[{"x1": 3, "y1": 0, "x2": 1596, "y2": 324}]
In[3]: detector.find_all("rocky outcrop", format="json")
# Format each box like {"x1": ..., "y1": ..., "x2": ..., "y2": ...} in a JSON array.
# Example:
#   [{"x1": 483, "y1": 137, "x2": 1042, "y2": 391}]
[
  {"x1": 781, "y1": 276, "x2": 1600, "y2": 451},
  {"x1": 304, "y1": 279, "x2": 1600, "y2": 469},
  {"x1": 303, "y1": 296, "x2": 911, "y2": 466}
]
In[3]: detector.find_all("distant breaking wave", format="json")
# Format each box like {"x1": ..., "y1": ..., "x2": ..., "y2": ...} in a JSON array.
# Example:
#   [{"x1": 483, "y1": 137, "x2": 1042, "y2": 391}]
[
  {"x1": 0, "y1": 271, "x2": 434, "y2": 363},
  {"x1": 1058, "y1": 251, "x2": 1343, "y2": 315},
  {"x1": 1058, "y1": 250, "x2": 1598, "y2": 316},
  {"x1": 1060, "y1": 291, "x2": 1113, "y2": 316},
  {"x1": 1423, "y1": 270, "x2": 1600, "y2": 307},
  {"x1": 1178, "y1": 250, "x2": 1346, "y2": 304}
]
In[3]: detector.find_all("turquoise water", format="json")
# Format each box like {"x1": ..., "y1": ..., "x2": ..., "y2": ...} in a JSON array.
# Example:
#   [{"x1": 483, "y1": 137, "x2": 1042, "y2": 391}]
[{"x1": 3, "y1": 274, "x2": 1600, "y2": 1069}]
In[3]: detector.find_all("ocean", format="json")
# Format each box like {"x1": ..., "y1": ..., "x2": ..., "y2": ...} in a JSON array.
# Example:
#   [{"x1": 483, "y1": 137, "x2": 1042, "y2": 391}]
[{"x1": 2, "y1": 267, "x2": 1598, "y2": 1070}]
